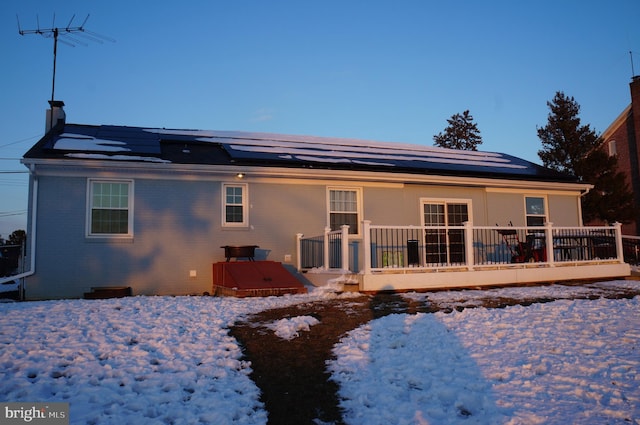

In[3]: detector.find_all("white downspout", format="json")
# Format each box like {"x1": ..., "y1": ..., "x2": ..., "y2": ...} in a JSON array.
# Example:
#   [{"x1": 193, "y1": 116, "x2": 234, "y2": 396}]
[{"x1": 578, "y1": 186, "x2": 592, "y2": 227}]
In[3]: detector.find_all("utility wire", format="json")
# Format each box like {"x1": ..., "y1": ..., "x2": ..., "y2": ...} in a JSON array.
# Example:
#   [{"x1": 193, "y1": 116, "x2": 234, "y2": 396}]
[
  {"x1": 0, "y1": 134, "x2": 42, "y2": 150},
  {"x1": 0, "y1": 210, "x2": 27, "y2": 218}
]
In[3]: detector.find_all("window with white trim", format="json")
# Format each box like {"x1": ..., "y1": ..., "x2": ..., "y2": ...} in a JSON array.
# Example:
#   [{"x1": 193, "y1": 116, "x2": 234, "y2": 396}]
[
  {"x1": 525, "y1": 196, "x2": 546, "y2": 226},
  {"x1": 87, "y1": 180, "x2": 133, "y2": 237},
  {"x1": 608, "y1": 140, "x2": 617, "y2": 157},
  {"x1": 222, "y1": 183, "x2": 248, "y2": 227},
  {"x1": 421, "y1": 199, "x2": 470, "y2": 265},
  {"x1": 328, "y1": 187, "x2": 361, "y2": 235}
]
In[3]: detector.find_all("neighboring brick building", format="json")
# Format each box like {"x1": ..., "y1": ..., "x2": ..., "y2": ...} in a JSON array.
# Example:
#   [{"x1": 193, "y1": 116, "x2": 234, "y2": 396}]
[{"x1": 601, "y1": 76, "x2": 640, "y2": 235}]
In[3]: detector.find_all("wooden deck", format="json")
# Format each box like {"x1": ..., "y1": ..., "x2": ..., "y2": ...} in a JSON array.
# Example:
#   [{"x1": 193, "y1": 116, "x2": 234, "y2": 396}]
[
  {"x1": 303, "y1": 262, "x2": 630, "y2": 292},
  {"x1": 299, "y1": 222, "x2": 631, "y2": 292}
]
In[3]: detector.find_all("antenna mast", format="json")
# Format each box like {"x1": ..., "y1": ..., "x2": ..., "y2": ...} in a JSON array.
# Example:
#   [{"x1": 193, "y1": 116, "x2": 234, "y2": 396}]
[
  {"x1": 631, "y1": 51, "x2": 637, "y2": 78},
  {"x1": 17, "y1": 14, "x2": 113, "y2": 103}
]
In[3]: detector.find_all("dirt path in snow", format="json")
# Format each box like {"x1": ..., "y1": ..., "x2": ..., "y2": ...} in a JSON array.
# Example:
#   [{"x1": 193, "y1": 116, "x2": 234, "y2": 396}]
[{"x1": 230, "y1": 282, "x2": 640, "y2": 425}]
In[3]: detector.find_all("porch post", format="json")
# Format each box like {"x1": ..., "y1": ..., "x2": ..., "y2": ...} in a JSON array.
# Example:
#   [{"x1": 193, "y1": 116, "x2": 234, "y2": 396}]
[
  {"x1": 614, "y1": 222, "x2": 624, "y2": 263},
  {"x1": 545, "y1": 222, "x2": 555, "y2": 267},
  {"x1": 323, "y1": 226, "x2": 331, "y2": 270},
  {"x1": 463, "y1": 221, "x2": 474, "y2": 270},
  {"x1": 362, "y1": 220, "x2": 371, "y2": 274},
  {"x1": 341, "y1": 225, "x2": 350, "y2": 271},
  {"x1": 296, "y1": 233, "x2": 303, "y2": 271}
]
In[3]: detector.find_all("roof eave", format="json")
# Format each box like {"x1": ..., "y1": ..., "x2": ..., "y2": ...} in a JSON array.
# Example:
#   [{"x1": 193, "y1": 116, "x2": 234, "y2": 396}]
[
  {"x1": 22, "y1": 157, "x2": 591, "y2": 192},
  {"x1": 601, "y1": 104, "x2": 632, "y2": 140}
]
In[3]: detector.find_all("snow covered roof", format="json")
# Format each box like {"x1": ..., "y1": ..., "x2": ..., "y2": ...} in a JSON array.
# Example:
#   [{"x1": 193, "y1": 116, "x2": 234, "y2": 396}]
[{"x1": 23, "y1": 123, "x2": 577, "y2": 182}]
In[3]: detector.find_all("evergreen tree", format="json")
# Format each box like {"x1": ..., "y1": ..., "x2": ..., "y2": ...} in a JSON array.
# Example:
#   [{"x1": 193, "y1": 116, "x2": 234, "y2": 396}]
[
  {"x1": 433, "y1": 110, "x2": 482, "y2": 151},
  {"x1": 7, "y1": 230, "x2": 26, "y2": 247},
  {"x1": 537, "y1": 92, "x2": 635, "y2": 224}
]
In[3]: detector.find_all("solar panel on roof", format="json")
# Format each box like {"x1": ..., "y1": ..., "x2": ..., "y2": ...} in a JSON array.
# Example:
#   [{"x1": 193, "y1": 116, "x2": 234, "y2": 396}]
[
  {"x1": 38, "y1": 125, "x2": 572, "y2": 181},
  {"x1": 94, "y1": 126, "x2": 161, "y2": 154},
  {"x1": 148, "y1": 127, "x2": 552, "y2": 177},
  {"x1": 53, "y1": 125, "x2": 161, "y2": 154},
  {"x1": 219, "y1": 136, "x2": 532, "y2": 175}
]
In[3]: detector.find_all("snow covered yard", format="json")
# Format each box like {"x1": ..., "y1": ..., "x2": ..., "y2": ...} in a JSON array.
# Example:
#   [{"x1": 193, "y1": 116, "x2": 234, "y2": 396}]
[
  {"x1": 330, "y1": 293, "x2": 640, "y2": 424},
  {"x1": 0, "y1": 293, "x2": 326, "y2": 424},
  {"x1": 0, "y1": 281, "x2": 639, "y2": 424}
]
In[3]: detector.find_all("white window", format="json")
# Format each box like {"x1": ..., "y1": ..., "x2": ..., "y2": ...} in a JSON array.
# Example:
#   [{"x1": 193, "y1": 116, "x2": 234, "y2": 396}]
[
  {"x1": 87, "y1": 179, "x2": 133, "y2": 237},
  {"x1": 608, "y1": 140, "x2": 617, "y2": 157},
  {"x1": 525, "y1": 196, "x2": 547, "y2": 226},
  {"x1": 328, "y1": 187, "x2": 362, "y2": 235},
  {"x1": 222, "y1": 183, "x2": 248, "y2": 227}
]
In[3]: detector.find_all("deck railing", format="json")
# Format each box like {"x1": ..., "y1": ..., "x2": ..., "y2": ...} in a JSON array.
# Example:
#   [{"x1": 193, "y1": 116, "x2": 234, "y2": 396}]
[
  {"x1": 297, "y1": 225, "x2": 350, "y2": 271},
  {"x1": 622, "y1": 235, "x2": 640, "y2": 265},
  {"x1": 298, "y1": 221, "x2": 624, "y2": 274}
]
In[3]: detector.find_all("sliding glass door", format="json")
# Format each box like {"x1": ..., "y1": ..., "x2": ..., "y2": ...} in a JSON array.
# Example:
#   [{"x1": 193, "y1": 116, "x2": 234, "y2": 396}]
[{"x1": 422, "y1": 201, "x2": 470, "y2": 266}]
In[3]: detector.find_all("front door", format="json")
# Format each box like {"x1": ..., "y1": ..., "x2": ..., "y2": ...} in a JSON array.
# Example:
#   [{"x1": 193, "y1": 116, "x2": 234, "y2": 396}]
[{"x1": 422, "y1": 201, "x2": 470, "y2": 266}]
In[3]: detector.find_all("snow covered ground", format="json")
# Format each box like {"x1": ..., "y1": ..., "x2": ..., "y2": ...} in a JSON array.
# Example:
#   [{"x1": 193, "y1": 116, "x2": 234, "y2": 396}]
[{"x1": 0, "y1": 281, "x2": 639, "y2": 424}]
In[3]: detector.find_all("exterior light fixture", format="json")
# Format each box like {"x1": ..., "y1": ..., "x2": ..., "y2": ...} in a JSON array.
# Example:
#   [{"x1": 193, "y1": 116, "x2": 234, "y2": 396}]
[{"x1": 236, "y1": 173, "x2": 245, "y2": 179}]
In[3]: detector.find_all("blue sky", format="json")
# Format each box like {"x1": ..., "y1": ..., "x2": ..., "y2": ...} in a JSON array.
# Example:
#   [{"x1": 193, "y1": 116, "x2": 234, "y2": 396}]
[{"x1": 1, "y1": 0, "x2": 639, "y2": 237}]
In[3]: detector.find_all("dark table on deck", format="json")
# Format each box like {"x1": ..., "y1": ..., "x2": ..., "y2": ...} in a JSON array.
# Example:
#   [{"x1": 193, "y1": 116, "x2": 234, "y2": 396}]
[{"x1": 552, "y1": 234, "x2": 615, "y2": 261}]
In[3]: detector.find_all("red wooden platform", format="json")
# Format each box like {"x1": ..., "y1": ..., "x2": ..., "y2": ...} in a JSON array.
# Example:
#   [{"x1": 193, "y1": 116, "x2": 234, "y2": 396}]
[{"x1": 213, "y1": 261, "x2": 307, "y2": 297}]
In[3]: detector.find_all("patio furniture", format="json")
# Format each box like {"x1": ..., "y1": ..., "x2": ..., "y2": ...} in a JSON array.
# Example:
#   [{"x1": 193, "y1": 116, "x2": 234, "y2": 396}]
[{"x1": 497, "y1": 229, "x2": 546, "y2": 263}]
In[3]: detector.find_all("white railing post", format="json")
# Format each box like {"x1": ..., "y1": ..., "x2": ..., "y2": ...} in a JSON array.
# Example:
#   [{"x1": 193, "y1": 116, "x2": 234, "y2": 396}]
[
  {"x1": 323, "y1": 226, "x2": 331, "y2": 270},
  {"x1": 296, "y1": 233, "x2": 304, "y2": 271},
  {"x1": 545, "y1": 222, "x2": 555, "y2": 267},
  {"x1": 614, "y1": 222, "x2": 624, "y2": 263},
  {"x1": 341, "y1": 225, "x2": 350, "y2": 271},
  {"x1": 463, "y1": 221, "x2": 474, "y2": 270},
  {"x1": 362, "y1": 220, "x2": 371, "y2": 274}
]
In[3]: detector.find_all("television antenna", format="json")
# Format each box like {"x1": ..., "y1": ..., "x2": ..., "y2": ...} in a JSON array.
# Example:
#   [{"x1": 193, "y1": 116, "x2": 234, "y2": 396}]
[{"x1": 17, "y1": 14, "x2": 114, "y2": 103}]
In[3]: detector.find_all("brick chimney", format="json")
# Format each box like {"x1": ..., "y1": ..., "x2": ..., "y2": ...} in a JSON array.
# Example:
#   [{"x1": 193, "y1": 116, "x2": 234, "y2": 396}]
[
  {"x1": 45, "y1": 100, "x2": 65, "y2": 133},
  {"x1": 628, "y1": 76, "x2": 640, "y2": 234},
  {"x1": 631, "y1": 76, "x2": 640, "y2": 150}
]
